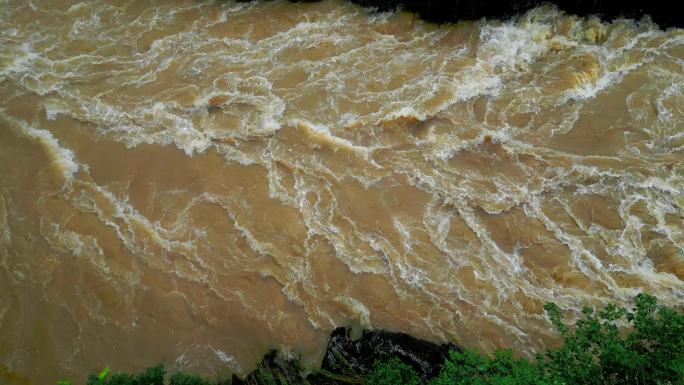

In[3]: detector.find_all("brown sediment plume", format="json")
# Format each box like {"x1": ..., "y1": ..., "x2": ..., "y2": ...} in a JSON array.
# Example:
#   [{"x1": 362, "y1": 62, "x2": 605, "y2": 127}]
[{"x1": 0, "y1": 0, "x2": 682, "y2": 384}]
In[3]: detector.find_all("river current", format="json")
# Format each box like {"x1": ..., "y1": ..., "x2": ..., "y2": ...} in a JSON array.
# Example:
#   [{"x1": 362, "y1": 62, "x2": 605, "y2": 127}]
[{"x1": 0, "y1": 0, "x2": 683, "y2": 383}]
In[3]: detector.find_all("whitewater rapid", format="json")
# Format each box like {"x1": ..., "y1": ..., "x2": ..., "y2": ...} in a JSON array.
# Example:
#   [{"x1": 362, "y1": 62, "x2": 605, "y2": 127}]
[{"x1": 0, "y1": 0, "x2": 682, "y2": 383}]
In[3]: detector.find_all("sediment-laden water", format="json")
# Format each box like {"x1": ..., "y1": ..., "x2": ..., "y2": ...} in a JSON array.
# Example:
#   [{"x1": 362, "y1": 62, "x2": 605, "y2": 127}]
[{"x1": 0, "y1": 0, "x2": 683, "y2": 383}]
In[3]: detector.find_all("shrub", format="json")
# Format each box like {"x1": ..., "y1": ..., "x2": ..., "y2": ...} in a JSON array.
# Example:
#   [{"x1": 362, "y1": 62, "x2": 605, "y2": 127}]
[
  {"x1": 542, "y1": 293, "x2": 684, "y2": 385},
  {"x1": 168, "y1": 372, "x2": 214, "y2": 385},
  {"x1": 427, "y1": 348, "x2": 552, "y2": 385},
  {"x1": 425, "y1": 293, "x2": 684, "y2": 385},
  {"x1": 88, "y1": 365, "x2": 165, "y2": 385}
]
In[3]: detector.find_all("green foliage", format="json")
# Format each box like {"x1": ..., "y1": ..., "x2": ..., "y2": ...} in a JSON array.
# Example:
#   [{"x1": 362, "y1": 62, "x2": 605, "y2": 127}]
[
  {"x1": 168, "y1": 372, "x2": 214, "y2": 385},
  {"x1": 58, "y1": 381, "x2": 72, "y2": 385},
  {"x1": 86, "y1": 365, "x2": 166, "y2": 385},
  {"x1": 428, "y1": 349, "x2": 551, "y2": 385},
  {"x1": 85, "y1": 365, "x2": 210, "y2": 385},
  {"x1": 541, "y1": 293, "x2": 684, "y2": 385},
  {"x1": 136, "y1": 365, "x2": 166, "y2": 385},
  {"x1": 98, "y1": 367, "x2": 111, "y2": 381},
  {"x1": 245, "y1": 367, "x2": 291, "y2": 385},
  {"x1": 388, "y1": 293, "x2": 682, "y2": 385},
  {"x1": 106, "y1": 373, "x2": 135, "y2": 385},
  {"x1": 365, "y1": 358, "x2": 420, "y2": 385}
]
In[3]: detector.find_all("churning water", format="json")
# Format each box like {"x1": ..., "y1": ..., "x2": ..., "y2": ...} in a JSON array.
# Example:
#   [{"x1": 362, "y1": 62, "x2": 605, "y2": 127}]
[{"x1": 0, "y1": 0, "x2": 683, "y2": 383}]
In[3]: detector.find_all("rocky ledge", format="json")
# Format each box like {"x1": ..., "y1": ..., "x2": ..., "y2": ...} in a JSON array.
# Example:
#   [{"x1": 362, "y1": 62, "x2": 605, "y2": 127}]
[{"x1": 231, "y1": 327, "x2": 458, "y2": 384}]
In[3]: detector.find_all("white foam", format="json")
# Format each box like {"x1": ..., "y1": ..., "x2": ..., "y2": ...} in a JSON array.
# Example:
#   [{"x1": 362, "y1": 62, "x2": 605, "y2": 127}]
[
  {"x1": 0, "y1": 41, "x2": 40, "y2": 77},
  {"x1": 2, "y1": 115, "x2": 80, "y2": 182},
  {"x1": 382, "y1": 106, "x2": 427, "y2": 122},
  {"x1": 656, "y1": 82, "x2": 681, "y2": 122},
  {"x1": 291, "y1": 119, "x2": 371, "y2": 158},
  {"x1": 0, "y1": 195, "x2": 11, "y2": 247},
  {"x1": 214, "y1": 349, "x2": 242, "y2": 374},
  {"x1": 563, "y1": 61, "x2": 643, "y2": 101},
  {"x1": 335, "y1": 296, "x2": 371, "y2": 329},
  {"x1": 478, "y1": 21, "x2": 551, "y2": 72}
]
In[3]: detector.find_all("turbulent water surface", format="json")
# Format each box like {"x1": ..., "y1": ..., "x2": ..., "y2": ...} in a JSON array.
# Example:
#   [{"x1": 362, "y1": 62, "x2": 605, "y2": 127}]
[{"x1": 1, "y1": 0, "x2": 683, "y2": 383}]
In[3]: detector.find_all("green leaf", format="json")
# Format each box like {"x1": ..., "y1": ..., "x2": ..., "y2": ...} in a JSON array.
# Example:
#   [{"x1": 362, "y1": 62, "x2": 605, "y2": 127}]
[{"x1": 98, "y1": 367, "x2": 110, "y2": 381}]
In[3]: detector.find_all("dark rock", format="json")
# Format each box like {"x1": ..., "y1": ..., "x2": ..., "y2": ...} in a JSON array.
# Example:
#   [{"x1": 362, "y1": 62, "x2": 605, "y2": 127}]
[
  {"x1": 231, "y1": 327, "x2": 457, "y2": 384},
  {"x1": 231, "y1": 350, "x2": 304, "y2": 385},
  {"x1": 318, "y1": 328, "x2": 458, "y2": 382},
  {"x1": 283, "y1": 0, "x2": 680, "y2": 28},
  {"x1": 350, "y1": 0, "x2": 679, "y2": 28}
]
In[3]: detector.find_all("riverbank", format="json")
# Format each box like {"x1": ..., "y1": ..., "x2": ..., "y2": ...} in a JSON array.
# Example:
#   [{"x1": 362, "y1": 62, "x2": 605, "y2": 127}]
[{"x1": 78, "y1": 294, "x2": 683, "y2": 385}]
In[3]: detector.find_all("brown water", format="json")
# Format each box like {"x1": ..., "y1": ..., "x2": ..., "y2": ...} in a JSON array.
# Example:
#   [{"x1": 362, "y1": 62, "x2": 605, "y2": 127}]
[{"x1": 0, "y1": 0, "x2": 683, "y2": 383}]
